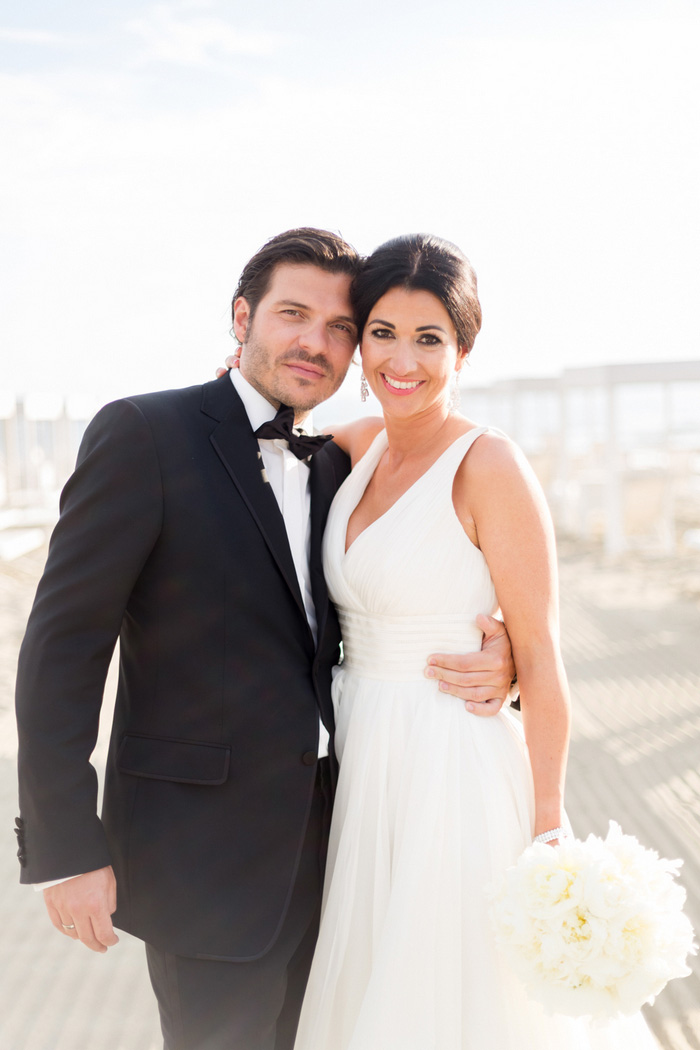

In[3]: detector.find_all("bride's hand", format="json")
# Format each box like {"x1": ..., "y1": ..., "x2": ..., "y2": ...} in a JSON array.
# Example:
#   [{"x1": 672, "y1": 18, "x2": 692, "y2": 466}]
[
  {"x1": 215, "y1": 351, "x2": 241, "y2": 378},
  {"x1": 425, "y1": 614, "x2": 516, "y2": 717}
]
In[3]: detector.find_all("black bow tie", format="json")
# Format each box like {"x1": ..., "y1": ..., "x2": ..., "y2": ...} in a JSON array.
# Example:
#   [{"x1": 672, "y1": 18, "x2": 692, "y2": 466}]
[{"x1": 254, "y1": 404, "x2": 333, "y2": 461}]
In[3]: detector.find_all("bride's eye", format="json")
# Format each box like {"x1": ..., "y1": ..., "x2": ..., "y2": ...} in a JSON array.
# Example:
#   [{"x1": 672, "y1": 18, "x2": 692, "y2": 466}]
[
  {"x1": 370, "y1": 327, "x2": 393, "y2": 340},
  {"x1": 418, "y1": 333, "x2": 442, "y2": 346}
]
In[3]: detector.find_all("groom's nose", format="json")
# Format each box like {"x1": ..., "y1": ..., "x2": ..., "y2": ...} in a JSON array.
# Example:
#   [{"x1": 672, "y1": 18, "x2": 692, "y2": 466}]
[{"x1": 297, "y1": 317, "x2": 331, "y2": 356}]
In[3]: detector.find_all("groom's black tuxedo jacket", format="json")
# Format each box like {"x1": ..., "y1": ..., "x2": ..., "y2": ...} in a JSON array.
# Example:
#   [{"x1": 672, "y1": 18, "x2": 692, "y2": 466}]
[{"x1": 15, "y1": 374, "x2": 351, "y2": 961}]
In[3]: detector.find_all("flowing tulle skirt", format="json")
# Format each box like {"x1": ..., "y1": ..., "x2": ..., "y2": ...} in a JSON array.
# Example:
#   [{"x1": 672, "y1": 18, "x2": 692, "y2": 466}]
[{"x1": 294, "y1": 671, "x2": 660, "y2": 1050}]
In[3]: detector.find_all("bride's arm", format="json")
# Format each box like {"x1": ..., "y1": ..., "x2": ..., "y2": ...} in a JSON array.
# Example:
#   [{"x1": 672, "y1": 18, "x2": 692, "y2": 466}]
[{"x1": 454, "y1": 433, "x2": 570, "y2": 840}]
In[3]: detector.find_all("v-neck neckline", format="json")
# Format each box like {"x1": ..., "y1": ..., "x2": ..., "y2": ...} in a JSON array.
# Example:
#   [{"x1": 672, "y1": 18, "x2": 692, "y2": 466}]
[{"x1": 343, "y1": 428, "x2": 482, "y2": 556}]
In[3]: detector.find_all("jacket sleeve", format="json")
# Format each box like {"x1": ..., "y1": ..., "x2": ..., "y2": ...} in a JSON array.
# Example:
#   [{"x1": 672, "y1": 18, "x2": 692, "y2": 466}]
[{"x1": 15, "y1": 398, "x2": 163, "y2": 883}]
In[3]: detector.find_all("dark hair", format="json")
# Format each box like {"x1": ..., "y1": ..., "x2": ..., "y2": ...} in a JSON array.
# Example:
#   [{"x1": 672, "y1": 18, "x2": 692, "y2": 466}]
[
  {"x1": 231, "y1": 227, "x2": 361, "y2": 328},
  {"x1": 351, "y1": 234, "x2": 482, "y2": 353}
]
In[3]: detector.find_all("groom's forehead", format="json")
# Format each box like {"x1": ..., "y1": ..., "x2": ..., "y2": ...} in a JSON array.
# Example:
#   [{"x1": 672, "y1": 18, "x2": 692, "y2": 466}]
[{"x1": 263, "y1": 263, "x2": 354, "y2": 309}]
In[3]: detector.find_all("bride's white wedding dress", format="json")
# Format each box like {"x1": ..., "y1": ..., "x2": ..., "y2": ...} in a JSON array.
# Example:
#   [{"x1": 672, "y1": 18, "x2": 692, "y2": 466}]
[{"x1": 294, "y1": 427, "x2": 660, "y2": 1049}]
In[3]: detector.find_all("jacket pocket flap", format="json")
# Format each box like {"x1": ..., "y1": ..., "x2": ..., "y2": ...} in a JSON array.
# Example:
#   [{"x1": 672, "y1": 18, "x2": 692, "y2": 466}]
[{"x1": 117, "y1": 734, "x2": 231, "y2": 785}]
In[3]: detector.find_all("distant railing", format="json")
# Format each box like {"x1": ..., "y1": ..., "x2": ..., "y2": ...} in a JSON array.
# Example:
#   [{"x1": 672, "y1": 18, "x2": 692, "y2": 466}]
[
  {"x1": 2, "y1": 361, "x2": 699, "y2": 558},
  {"x1": 0, "y1": 393, "x2": 97, "y2": 511},
  {"x1": 463, "y1": 361, "x2": 700, "y2": 556}
]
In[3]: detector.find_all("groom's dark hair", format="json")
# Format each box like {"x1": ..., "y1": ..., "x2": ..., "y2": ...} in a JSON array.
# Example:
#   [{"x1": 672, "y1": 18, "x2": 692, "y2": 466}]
[{"x1": 231, "y1": 228, "x2": 361, "y2": 330}]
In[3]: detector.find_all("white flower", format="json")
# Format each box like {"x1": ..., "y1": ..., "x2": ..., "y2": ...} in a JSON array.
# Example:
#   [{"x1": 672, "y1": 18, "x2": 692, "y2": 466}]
[{"x1": 489, "y1": 821, "x2": 697, "y2": 1020}]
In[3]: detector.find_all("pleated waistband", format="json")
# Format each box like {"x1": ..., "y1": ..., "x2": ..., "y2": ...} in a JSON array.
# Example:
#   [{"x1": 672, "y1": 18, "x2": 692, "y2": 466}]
[{"x1": 338, "y1": 609, "x2": 483, "y2": 681}]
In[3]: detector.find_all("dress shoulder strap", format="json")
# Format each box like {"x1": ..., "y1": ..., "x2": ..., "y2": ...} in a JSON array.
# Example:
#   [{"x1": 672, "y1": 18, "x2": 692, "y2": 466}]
[
  {"x1": 411, "y1": 425, "x2": 491, "y2": 502},
  {"x1": 439, "y1": 425, "x2": 491, "y2": 471},
  {"x1": 431, "y1": 424, "x2": 513, "y2": 491},
  {"x1": 351, "y1": 427, "x2": 388, "y2": 478}
]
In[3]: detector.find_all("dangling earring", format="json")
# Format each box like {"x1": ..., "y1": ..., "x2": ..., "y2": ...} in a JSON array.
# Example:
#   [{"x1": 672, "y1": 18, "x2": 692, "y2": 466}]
[
  {"x1": 448, "y1": 372, "x2": 461, "y2": 412},
  {"x1": 360, "y1": 372, "x2": 369, "y2": 403}
]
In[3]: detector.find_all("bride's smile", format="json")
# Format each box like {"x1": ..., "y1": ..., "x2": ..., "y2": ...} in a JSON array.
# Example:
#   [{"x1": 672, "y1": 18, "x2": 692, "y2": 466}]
[{"x1": 380, "y1": 374, "x2": 424, "y2": 392}]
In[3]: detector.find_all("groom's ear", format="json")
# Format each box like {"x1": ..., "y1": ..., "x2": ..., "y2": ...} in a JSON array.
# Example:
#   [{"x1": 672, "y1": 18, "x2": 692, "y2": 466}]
[{"x1": 232, "y1": 296, "x2": 251, "y2": 344}]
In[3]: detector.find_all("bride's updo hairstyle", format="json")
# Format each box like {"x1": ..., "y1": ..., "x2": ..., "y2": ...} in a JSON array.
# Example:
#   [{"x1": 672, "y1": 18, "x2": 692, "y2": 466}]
[{"x1": 352, "y1": 234, "x2": 482, "y2": 354}]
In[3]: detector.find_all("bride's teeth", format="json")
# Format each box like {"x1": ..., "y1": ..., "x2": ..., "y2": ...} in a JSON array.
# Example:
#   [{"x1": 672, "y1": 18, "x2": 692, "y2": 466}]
[{"x1": 384, "y1": 375, "x2": 421, "y2": 390}]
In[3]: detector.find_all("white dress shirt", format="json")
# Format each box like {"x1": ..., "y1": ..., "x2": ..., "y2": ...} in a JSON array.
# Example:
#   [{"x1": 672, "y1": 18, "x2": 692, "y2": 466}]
[{"x1": 230, "y1": 369, "x2": 319, "y2": 642}]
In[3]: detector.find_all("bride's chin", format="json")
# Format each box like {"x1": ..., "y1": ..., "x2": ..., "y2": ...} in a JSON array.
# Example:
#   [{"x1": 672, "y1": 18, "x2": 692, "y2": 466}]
[{"x1": 380, "y1": 396, "x2": 450, "y2": 423}]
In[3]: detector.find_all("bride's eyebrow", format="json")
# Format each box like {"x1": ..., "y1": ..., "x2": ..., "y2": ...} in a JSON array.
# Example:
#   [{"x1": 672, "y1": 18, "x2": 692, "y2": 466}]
[{"x1": 368, "y1": 318, "x2": 447, "y2": 333}]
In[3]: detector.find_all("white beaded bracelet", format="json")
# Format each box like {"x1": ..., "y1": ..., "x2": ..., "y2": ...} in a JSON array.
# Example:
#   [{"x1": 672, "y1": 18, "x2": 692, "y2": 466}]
[{"x1": 533, "y1": 827, "x2": 568, "y2": 844}]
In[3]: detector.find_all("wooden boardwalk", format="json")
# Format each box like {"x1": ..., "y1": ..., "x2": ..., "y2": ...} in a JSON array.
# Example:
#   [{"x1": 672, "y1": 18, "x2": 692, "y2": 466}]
[
  {"x1": 559, "y1": 547, "x2": 700, "y2": 1049},
  {"x1": 0, "y1": 543, "x2": 698, "y2": 1049}
]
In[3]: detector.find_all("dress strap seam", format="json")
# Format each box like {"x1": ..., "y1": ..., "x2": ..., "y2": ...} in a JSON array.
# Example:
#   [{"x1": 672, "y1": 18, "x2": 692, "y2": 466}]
[{"x1": 426, "y1": 425, "x2": 490, "y2": 485}]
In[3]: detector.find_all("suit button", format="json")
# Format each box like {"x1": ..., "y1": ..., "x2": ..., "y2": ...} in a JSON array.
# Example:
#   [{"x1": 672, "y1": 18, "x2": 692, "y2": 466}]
[{"x1": 301, "y1": 751, "x2": 317, "y2": 766}]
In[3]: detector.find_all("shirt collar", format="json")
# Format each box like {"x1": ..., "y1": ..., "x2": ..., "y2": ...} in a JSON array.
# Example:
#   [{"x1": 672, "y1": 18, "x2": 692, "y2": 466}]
[{"x1": 230, "y1": 367, "x2": 314, "y2": 434}]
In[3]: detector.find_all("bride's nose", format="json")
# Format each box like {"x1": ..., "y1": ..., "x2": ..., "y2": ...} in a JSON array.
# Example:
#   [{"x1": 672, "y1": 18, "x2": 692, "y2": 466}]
[{"x1": 388, "y1": 338, "x2": 418, "y2": 376}]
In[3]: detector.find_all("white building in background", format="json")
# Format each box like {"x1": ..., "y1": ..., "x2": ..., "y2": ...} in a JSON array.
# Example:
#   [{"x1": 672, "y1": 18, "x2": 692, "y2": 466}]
[
  {"x1": 465, "y1": 361, "x2": 700, "y2": 556},
  {"x1": 0, "y1": 393, "x2": 101, "y2": 560}
]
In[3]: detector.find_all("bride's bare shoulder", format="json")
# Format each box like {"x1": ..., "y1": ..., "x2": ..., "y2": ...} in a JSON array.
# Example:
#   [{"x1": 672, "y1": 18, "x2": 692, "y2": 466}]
[
  {"x1": 466, "y1": 427, "x2": 527, "y2": 472},
  {"x1": 456, "y1": 426, "x2": 548, "y2": 517},
  {"x1": 323, "y1": 417, "x2": 384, "y2": 465}
]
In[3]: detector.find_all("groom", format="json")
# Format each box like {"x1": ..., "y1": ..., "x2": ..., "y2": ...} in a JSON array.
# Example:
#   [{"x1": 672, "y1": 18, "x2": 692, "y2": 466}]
[{"x1": 15, "y1": 228, "x2": 515, "y2": 1050}]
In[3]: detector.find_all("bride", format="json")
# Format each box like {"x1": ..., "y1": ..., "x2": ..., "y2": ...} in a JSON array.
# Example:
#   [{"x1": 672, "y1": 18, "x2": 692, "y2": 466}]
[{"x1": 291, "y1": 234, "x2": 661, "y2": 1049}]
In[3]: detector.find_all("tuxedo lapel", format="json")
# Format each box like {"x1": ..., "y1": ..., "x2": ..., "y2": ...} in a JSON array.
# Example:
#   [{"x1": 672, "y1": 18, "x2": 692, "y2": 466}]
[
  {"x1": 203, "y1": 378, "x2": 309, "y2": 626},
  {"x1": 308, "y1": 446, "x2": 340, "y2": 645}
]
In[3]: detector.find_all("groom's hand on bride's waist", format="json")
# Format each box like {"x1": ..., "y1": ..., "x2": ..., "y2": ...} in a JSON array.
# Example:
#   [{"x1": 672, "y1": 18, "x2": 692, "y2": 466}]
[{"x1": 425, "y1": 615, "x2": 516, "y2": 717}]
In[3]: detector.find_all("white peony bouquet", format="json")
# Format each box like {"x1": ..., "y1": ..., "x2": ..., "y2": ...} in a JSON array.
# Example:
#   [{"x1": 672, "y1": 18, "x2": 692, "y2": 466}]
[{"x1": 489, "y1": 822, "x2": 696, "y2": 1020}]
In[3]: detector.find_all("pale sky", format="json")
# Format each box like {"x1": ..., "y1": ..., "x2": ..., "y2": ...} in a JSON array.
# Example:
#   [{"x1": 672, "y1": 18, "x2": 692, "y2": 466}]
[{"x1": 1, "y1": 0, "x2": 699, "y2": 405}]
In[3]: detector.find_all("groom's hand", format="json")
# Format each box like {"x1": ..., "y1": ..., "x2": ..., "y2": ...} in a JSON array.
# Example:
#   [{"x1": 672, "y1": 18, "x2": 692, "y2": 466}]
[
  {"x1": 44, "y1": 866, "x2": 119, "y2": 953},
  {"x1": 425, "y1": 614, "x2": 516, "y2": 717}
]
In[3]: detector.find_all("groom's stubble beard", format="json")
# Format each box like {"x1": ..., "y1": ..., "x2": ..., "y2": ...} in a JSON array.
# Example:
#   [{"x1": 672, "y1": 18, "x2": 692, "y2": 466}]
[{"x1": 240, "y1": 329, "x2": 351, "y2": 414}]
